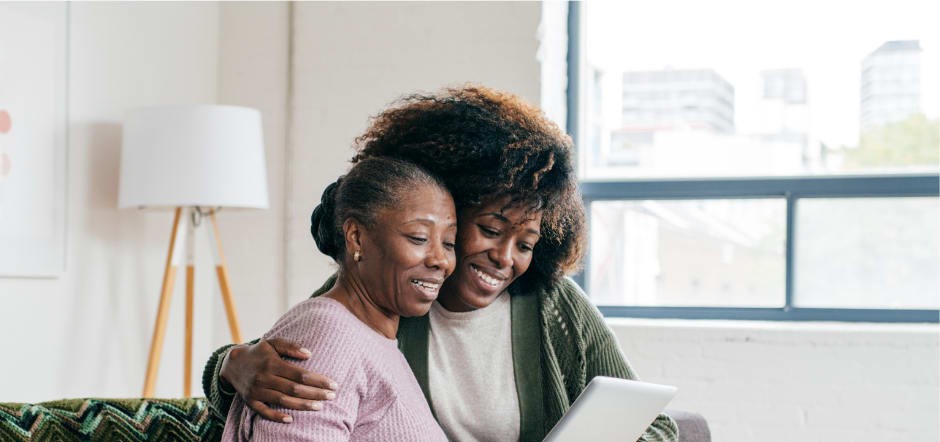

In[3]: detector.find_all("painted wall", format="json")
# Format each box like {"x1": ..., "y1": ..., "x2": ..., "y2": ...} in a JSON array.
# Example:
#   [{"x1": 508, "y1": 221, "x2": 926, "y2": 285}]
[
  {"x1": 610, "y1": 319, "x2": 939, "y2": 441},
  {"x1": 0, "y1": 2, "x2": 290, "y2": 402},
  {"x1": 214, "y1": 2, "x2": 290, "y2": 350},
  {"x1": 284, "y1": 1, "x2": 543, "y2": 304},
  {"x1": 0, "y1": 2, "x2": 222, "y2": 401}
]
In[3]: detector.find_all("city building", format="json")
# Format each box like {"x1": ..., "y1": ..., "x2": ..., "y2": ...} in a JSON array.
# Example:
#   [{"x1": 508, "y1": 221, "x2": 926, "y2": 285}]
[
  {"x1": 860, "y1": 40, "x2": 922, "y2": 130},
  {"x1": 754, "y1": 68, "x2": 821, "y2": 170},
  {"x1": 762, "y1": 68, "x2": 807, "y2": 104},
  {"x1": 756, "y1": 69, "x2": 810, "y2": 144},
  {"x1": 621, "y1": 68, "x2": 735, "y2": 134}
]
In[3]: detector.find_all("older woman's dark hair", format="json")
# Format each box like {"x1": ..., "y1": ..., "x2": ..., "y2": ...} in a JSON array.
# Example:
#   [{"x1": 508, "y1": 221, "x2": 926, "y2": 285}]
[
  {"x1": 311, "y1": 157, "x2": 446, "y2": 262},
  {"x1": 352, "y1": 85, "x2": 585, "y2": 292}
]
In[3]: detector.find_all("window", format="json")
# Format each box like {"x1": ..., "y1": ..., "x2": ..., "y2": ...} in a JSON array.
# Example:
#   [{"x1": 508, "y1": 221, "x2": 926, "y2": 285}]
[{"x1": 568, "y1": 1, "x2": 939, "y2": 322}]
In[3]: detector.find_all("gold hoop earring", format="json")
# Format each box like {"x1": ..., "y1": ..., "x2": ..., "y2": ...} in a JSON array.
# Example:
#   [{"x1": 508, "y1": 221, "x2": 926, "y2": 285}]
[{"x1": 353, "y1": 250, "x2": 362, "y2": 262}]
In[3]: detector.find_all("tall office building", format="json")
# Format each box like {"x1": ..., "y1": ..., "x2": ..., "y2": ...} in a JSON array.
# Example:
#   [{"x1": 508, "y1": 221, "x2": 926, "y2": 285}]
[
  {"x1": 763, "y1": 69, "x2": 806, "y2": 105},
  {"x1": 860, "y1": 40, "x2": 922, "y2": 130},
  {"x1": 757, "y1": 69, "x2": 810, "y2": 146},
  {"x1": 621, "y1": 68, "x2": 735, "y2": 134}
]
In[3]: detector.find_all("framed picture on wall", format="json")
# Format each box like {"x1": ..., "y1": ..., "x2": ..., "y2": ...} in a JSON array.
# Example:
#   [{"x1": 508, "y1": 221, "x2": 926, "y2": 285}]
[{"x1": 0, "y1": 3, "x2": 68, "y2": 277}]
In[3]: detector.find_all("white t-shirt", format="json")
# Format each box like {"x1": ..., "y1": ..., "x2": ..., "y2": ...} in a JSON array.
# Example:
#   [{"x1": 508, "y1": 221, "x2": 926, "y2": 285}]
[{"x1": 427, "y1": 292, "x2": 521, "y2": 442}]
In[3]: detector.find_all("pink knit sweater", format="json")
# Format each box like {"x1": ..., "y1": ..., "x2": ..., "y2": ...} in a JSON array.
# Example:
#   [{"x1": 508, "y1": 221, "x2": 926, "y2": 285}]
[{"x1": 221, "y1": 297, "x2": 446, "y2": 442}]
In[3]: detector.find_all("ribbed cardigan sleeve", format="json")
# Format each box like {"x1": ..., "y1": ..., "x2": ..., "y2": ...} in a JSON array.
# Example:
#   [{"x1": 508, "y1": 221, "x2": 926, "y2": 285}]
[
  {"x1": 202, "y1": 340, "x2": 257, "y2": 421},
  {"x1": 554, "y1": 279, "x2": 679, "y2": 442}
]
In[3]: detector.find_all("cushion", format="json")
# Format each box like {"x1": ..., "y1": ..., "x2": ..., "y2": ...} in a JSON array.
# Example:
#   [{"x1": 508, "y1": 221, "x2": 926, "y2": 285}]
[{"x1": 0, "y1": 398, "x2": 223, "y2": 442}]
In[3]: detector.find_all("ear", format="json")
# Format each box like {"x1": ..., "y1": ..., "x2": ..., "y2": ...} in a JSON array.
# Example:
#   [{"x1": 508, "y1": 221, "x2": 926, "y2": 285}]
[{"x1": 342, "y1": 217, "x2": 365, "y2": 259}]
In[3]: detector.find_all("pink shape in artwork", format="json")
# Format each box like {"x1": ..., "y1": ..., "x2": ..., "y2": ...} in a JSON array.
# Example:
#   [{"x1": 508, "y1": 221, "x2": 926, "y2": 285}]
[
  {"x1": 0, "y1": 153, "x2": 9, "y2": 177},
  {"x1": 0, "y1": 110, "x2": 10, "y2": 134}
]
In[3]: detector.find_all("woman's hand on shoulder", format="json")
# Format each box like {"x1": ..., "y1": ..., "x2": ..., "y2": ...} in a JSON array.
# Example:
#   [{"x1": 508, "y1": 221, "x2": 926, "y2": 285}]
[{"x1": 221, "y1": 338, "x2": 338, "y2": 423}]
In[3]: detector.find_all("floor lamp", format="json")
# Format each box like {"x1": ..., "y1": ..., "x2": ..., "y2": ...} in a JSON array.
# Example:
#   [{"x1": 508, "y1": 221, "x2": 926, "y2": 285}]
[{"x1": 119, "y1": 105, "x2": 268, "y2": 397}]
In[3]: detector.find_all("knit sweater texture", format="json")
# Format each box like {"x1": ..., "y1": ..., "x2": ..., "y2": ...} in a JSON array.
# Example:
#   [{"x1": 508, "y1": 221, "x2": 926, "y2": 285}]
[
  {"x1": 221, "y1": 297, "x2": 446, "y2": 442},
  {"x1": 203, "y1": 277, "x2": 678, "y2": 442}
]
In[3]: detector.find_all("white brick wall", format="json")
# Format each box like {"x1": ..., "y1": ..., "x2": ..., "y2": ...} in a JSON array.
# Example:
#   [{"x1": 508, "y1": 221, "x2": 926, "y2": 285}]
[{"x1": 606, "y1": 319, "x2": 939, "y2": 442}]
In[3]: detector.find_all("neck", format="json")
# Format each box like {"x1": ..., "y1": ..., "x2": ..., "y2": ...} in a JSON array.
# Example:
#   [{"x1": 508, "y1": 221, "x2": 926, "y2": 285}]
[
  {"x1": 436, "y1": 281, "x2": 475, "y2": 312},
  {"x1": 325, "y1": 270, "x2": 400, "y2": 339}
]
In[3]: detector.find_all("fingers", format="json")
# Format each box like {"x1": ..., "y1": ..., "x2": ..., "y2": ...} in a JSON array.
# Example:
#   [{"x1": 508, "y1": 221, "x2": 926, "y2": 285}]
[
  {"x1": 247, "y1": 399, "x2": 293, "y2": 424},
  {"x1": 266, "y1": 356, "x2": 338, "y2": 392},
  {"x1": 255, "y1": 385, "x2": 324, "y2": 412},
  {"x1": 269, "y1": 389, "x2": 324, "y2": 412},
  {"x1": 266, "y1": 375, "x2": 336, "y2": 403},
  {"x1": 300, "y1": 372, "x2": 339, "y2": 392},
  {"x1": 266, "y1": 338, "x2": 313, "y2": 360},
  {"x1": 246, "y1": 382, "x2": 327, "y2": 423}
]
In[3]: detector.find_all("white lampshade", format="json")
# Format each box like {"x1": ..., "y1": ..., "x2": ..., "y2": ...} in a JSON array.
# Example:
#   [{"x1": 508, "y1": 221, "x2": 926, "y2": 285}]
[{"x1": 119, "y1": 105, "x2": 268, "y2": 209}]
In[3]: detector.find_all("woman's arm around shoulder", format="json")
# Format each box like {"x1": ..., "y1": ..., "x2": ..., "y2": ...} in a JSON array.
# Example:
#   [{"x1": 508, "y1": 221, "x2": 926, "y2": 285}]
[
  {"x1": 203, "y1": 341, "x2": 244, "y2": 420},
  {"x1": 238, "y1": 301, "x2": 366, "y2": 441},
  {"x1": 203, "y1": 277, "x2": 341, "y2": 422}
]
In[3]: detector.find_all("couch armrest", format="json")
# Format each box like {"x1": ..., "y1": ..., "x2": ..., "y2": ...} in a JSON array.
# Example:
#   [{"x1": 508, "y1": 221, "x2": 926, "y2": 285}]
[{"x1": 666, "y1": 408, "x2": 711, "y2": 442}]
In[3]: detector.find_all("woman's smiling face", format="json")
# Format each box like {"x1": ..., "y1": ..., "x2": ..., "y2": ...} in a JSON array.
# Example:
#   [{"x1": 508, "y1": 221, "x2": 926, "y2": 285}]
[
  {"x1": 355, "y1": 183, "x2": 458, "y2": 317},
  {"x1": 437, "y1": 197, "x2": 542, "y2": 312}
]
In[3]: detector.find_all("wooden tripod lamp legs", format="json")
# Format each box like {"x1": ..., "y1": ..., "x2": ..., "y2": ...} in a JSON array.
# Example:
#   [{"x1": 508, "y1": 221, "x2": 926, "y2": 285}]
[
  {"x1": 209, "y1": 211, "x2": 243, "y2": 344},
  {"x1": 183, "y1": 212, "x2": 196, "y2": 397},
  {"x1": 143, "y1": 208, "x2": 183, "y2": 397},
  {"x1": 142, "y1": 207, "x2": 245, "y2": 398}
]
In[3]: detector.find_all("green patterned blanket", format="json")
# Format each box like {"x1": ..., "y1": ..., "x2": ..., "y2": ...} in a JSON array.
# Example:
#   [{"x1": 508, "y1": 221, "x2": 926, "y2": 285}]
[{"x1": 0, "y1": 398, "x2": 223, "y2": 441}]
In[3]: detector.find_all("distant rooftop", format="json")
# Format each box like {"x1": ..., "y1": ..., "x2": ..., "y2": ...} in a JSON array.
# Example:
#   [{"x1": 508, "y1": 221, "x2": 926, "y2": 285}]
[{"x1": 871, "y1": 40, "x2": 921, "y2": 54}]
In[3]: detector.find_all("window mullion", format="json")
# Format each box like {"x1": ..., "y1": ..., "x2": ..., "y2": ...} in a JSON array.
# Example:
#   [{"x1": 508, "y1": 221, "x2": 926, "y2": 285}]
[{"x1": 785, "y1": 192, "x2": 796, "y2": 311}]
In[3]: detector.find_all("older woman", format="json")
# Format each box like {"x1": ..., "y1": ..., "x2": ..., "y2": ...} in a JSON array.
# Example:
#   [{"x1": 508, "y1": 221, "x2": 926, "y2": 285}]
[
  {"x1": 222, "y1": 157, "x2": 453, "y2": 441},
  {"x1": 206, "y1": 86, "x2": 678, "y2": 442}
]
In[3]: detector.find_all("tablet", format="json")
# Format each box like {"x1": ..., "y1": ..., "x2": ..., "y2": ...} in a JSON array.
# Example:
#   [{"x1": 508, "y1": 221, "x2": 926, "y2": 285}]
[{"x1": 543, "y1": 376, "x2": 678, "y2": 442}]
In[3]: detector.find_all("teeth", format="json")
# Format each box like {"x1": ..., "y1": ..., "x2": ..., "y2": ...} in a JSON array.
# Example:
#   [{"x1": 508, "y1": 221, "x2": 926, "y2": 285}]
[
  {"x1": 411, "y1": 280, "x2": 441, "y2": 290},
  {"x1": 472, "y1": 266, "x2": 501, "y2": 287}
]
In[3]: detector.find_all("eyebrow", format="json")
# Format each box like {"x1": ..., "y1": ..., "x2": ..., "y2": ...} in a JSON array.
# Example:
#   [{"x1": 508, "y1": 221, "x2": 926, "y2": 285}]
[
  {"x1": 480, "y1": 212, "x2": 541, "y2": 237},
  {"x1": 482, "y1": 212, "x2": 510, "y2": 222}
]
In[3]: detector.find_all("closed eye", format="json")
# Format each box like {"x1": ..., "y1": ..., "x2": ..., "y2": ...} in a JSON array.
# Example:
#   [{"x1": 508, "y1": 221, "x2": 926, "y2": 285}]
[
  {"x1": 478, "y1": 225, "x2": 500, "y2": 237},
  {"x1": 407, "y1": 235, "x2": 428, "y2": 245}
]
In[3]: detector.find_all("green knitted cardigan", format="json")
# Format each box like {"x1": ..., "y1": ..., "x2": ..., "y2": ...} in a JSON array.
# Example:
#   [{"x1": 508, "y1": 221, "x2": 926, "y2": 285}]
[{"x1": 202, "y1": 276, "x2": 678, "y2": 442}]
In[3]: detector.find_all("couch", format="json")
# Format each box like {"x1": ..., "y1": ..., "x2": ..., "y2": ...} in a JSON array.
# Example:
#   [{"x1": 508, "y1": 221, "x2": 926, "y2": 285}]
[{"x1": 0, "y1": 398, "x2": 709, "y2": 441}]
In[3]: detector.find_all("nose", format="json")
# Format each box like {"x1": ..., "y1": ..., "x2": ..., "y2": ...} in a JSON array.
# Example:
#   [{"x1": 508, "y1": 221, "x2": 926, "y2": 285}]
[
  {"x1": 425, "y1": 241, "x2": 451, "y2": 273},
  {"x1": 487, "y1": 238, "x2": 513, "y2": 269}
]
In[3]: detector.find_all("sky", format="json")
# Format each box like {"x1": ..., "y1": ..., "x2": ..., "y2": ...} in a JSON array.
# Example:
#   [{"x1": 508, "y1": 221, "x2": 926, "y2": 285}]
[{"x1": 584, "y1": 0, "x2": 940, "y2": 148}]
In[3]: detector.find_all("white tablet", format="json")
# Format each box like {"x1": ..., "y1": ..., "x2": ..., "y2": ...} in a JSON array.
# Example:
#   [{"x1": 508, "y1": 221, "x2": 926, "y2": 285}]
[{"x1": 543, "y1": 376, "x2": 678, "y2": 442}]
